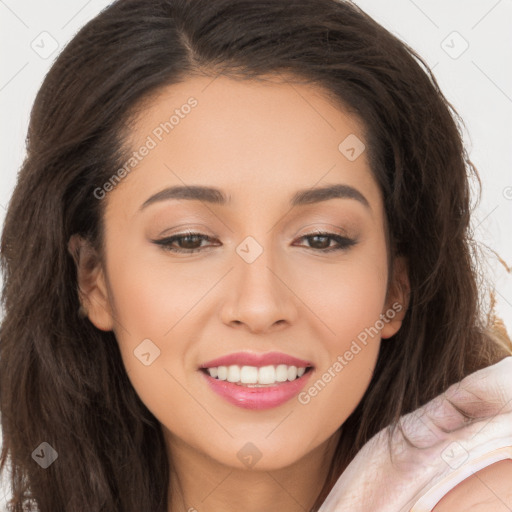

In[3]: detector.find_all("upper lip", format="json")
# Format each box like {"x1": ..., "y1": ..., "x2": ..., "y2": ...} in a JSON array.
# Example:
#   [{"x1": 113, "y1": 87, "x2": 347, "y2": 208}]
[{"x1": 199, "y1": 351, "x2": 314, "y2": 369}]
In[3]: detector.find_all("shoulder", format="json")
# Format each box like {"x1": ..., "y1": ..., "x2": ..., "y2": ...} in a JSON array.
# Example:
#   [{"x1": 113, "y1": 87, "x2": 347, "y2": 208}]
[{"x1": 432, "y1": 459, "x2": 512, "y2": 511}]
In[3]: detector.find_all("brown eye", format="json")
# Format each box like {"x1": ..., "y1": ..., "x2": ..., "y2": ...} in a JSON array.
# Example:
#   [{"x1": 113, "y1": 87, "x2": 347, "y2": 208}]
[
  {"x1": 295, "y1": 232, "x2": 357, "y2": 252},
  {"x1": 174, "y1": 234, "x2": 204, "y2": 250},
  {"x1": 152, "y1": 231, "x2": 357, "y2": 255},
  {"x1": 153, "y1": 232, "x2": 218, "y2": 253}
]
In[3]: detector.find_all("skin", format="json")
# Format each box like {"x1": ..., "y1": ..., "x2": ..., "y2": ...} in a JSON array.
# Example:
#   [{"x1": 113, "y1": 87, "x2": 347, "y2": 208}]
[
  {"x1": 76, "y1": 74, "x2": 410, "y2": 512},
  {"x1": 432, "y1": 459, "x2": 512, "y2": 511}
]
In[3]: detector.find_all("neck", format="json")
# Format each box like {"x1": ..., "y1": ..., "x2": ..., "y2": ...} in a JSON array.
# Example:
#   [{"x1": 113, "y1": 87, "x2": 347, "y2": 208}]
[{"x1": 166, "y1": 428, "x2": 342, "y2": 512}]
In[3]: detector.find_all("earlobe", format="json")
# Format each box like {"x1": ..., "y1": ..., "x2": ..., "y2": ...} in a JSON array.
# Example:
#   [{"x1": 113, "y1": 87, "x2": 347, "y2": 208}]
[
  {"x1": 381, "y1": 255, "x2": 410, "y2": 339},
  {"x1": 67, "y1": 234, "x2": 114, "y2": 332}
]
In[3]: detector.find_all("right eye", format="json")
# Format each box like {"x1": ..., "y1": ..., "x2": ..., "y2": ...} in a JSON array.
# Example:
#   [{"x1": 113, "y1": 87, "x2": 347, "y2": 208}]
[{"x1": 152, "y1": 231, "x2": 220, "y2": 253}]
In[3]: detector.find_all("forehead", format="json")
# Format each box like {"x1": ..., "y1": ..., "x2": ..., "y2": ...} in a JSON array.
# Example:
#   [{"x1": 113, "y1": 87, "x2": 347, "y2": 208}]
[
  {"x1": 107, "y1": 74, "x2": 382, "y2": 217},
  {"x1": 129, "y1": 73, "x2": 367, "y2": 154}
]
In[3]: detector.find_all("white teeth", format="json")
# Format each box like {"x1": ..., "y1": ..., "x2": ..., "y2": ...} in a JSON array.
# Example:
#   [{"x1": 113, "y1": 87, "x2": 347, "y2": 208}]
[
  {"x1": 205, "y1": 364, "x2": 309, "y2": 385},
  {"x1": 287, "y1": 366, "x2": 298, "y2": 380},
  {"x1": 240, "y1": 365, "x2": 258, "y2": 384},
  {"x1": 275, "y1": 364, "x2": 288, "y2": 382},
  {"x1": 227, "y1": 365, "x2": 240, "y2": 383},
  {"x1": 258, "y1": 365, "x2": 276, "y2": 384}
]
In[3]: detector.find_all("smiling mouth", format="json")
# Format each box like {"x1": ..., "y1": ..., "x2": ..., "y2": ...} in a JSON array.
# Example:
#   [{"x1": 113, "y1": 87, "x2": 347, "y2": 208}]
[{"x1": 200, "y1": 364, "x2": 314, "y2": 387}]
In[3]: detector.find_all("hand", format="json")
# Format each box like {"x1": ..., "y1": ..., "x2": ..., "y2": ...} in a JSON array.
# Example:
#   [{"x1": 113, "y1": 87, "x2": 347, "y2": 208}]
[{"x1": 317, "y1": 356, "x2": 512, "y2": 512}]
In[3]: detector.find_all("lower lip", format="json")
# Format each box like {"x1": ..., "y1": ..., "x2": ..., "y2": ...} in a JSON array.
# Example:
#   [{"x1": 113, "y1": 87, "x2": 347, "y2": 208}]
[{"x1": 199, "y1": 369, "x2": 313, "y2": 410}]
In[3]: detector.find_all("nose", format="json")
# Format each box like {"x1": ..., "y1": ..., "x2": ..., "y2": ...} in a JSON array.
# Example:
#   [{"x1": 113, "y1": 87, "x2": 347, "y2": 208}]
[{"x1": 220, "y1": 241, "x2": 299, "y2": 334}]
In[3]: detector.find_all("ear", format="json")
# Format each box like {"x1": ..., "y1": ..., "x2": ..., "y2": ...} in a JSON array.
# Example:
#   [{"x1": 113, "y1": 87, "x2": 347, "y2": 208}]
[
  {"x1": 380, "y1": 254, "x2": 410, "y2": 339},
  {"x1": 67, "y1": 234, "x2": 114, "y2": 331}
]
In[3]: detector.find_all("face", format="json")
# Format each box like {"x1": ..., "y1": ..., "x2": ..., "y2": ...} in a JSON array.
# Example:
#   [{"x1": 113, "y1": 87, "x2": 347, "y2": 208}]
[{"x1": 75, "y1": 74, "x2": 409, "y2": 471}]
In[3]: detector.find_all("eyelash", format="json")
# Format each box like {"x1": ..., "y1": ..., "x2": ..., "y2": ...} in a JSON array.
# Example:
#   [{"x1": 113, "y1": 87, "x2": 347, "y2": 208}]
[{"x1": 153, "y1": 230, "x2": 357, "y2": 254}]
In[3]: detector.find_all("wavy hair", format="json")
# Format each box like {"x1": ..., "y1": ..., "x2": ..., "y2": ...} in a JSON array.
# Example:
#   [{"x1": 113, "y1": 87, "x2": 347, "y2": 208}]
[{"x1": 1, "y1": 0, "x2": 511, "y2": 510}]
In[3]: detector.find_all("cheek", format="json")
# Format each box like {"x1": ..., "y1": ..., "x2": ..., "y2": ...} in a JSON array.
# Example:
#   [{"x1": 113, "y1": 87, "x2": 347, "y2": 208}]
[
  {"x1": 105, "y1": 240, "x2": 207, "y2": 338},
  {"x1": 291, "y1": 247, "x2": 388, "y2": 429},
  {"x1": 103, "y1": 242, "x2": 200, "y2": 428},
  {"x1": 329, "y1": 272, "x2": 387, "y2": 350},
  {"x1": 296, "y1": 247, "x2": 389, "y2": 345}
]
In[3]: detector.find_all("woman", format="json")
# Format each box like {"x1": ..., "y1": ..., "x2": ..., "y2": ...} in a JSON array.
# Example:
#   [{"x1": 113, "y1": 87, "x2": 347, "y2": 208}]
[{"x1": 1, "y1": 0, "x2": 511, "y2": 510}]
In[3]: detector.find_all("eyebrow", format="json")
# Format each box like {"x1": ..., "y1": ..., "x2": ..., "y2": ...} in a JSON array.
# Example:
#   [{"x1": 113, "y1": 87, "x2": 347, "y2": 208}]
[{"x1": 139, "y1": 183, "x2": 370, "y2": 211}]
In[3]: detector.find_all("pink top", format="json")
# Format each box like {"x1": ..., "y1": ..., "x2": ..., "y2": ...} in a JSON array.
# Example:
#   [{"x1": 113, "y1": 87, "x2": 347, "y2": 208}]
[{"x1": 318, "y1": 356, "x2": 512, "y2": 512}]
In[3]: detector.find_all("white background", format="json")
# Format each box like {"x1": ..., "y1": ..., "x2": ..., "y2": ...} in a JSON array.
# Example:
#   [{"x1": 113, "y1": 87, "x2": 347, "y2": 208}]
[{"x1": 1, "y1": 0, "x2": 511, "y2": 508}]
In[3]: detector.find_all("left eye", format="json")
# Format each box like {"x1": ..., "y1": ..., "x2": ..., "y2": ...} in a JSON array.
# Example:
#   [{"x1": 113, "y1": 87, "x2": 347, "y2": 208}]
[
  {"x1": 152, "y1": 231, "x2": 356, "y2": 254},
  {"x1": 295, "y1": 232, "x2": 357, "y2": 252}
]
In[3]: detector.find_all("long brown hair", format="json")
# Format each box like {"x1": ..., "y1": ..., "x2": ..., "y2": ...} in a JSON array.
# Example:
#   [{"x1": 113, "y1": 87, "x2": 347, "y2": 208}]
[{"x1": 1, "y1": 0, "x2": 511, "y2": 510}]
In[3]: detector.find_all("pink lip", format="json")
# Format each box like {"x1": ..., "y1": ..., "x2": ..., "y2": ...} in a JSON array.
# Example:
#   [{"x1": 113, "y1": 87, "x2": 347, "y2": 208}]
[
  {"x1": 199, "y1": 368, "x2": 314, "y2": 410},
  {"x1": 198, "y1": 351, "x2": 313, "y2": 369}
]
